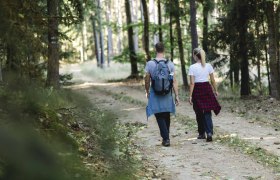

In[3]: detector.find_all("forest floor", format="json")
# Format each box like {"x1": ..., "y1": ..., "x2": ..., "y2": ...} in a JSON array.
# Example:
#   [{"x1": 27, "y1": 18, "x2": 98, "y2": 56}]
[{"x1": 62, "y1": 61, "x2": 280, "y2": 180}]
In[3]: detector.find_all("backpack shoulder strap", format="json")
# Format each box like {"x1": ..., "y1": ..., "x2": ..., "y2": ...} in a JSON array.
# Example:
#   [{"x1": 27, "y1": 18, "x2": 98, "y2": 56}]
[{"x1": 165, "y1": 60, "x2": 172, "y2": 73}]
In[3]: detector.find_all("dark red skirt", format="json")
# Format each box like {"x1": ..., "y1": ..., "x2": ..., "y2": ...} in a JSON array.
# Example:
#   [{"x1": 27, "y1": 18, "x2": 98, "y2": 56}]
[{"x1": 192, "y1": 82, "x2": 221, "y2": 115}]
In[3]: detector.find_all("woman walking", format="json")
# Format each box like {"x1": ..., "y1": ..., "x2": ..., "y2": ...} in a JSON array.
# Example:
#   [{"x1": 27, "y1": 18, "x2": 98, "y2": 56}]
[{"x1": 188, "y1": 48, "x2": 221, "y2": 142}]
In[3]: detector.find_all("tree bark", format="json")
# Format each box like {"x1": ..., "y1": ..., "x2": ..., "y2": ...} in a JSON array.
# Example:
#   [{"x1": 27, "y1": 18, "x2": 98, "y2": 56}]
[
  {"x1": 239, "y1": 1, "x2": 250, "y2": 96},
  {"x1": 190, "y1": 0, "x2": 198, "y2": 64},
  {"x1": 131, "y1": 0, "x2": 139, "y2": 52},
  {"x1": 158, "y1": 0, "x2": 163, "y2": 42},
  {"x1": 169, "y1": 0, "x2": 174, "y2": 62},
  {"x1": 81, "y1": 20, "x2": 88, "y2": 62},
  {"x1": 0, "y1": 59, "x2": 2, "y2": 82},
  {"x1": 97, "y1": 0, "x2": 105, "y2": 68},
  {"x1": 256, "y1": 20, "x2": 262, "y2": 94},
  {"x1": 229, "y1": 49, "x2": 234, "y2": 88},
  {"x1": 141, "y1": 0, "x2": 150, "y2": 62},
  {"x1": 174, "y1": 0, "x2": 188, "y2": 88},
  {"x1": 6, "y1": 44, "x2": 18, "y2": 71},
  {"x1": 202, "y1": 0, "x2": 209, "y2": 53},
  {"x1": 262, "y1": 20, "x2": 271, "y2": 95},
  {"x1": 106, "y1": 0, "x2": 113, "y2": 67},
  {"x1": 125, "y1": 0, "x2": 138, "y2": 77},
  {"x1": 266, "y1": 1, "x2": 280, "y2": 98},
  {"x1": 46, "y1": 0, "x2": 60, "y2": 88},
  {"x1": 276, "y1": 5, "x2": 280, "y2": 76},
  {"x1": 92, "y1": 16, "x2": 100, "y2": 66},
  {"x1": 116, "y1": 0, "x2": 123, "y2": 53}
]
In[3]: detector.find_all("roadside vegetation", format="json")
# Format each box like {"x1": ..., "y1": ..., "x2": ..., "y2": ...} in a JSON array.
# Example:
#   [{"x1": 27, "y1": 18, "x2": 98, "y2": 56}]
[{"x1": 0, "y1": 74, "x2": 143, "y2": 179}]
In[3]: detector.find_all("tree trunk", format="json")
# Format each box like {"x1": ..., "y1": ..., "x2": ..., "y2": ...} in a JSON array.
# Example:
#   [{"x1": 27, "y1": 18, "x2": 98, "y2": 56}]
[
  {"x1": 131, "y1": 0, "x2": 139, "y2": 52},
  {"x1": 81, "y1": 21, "x2": 88, "y2": 62},
  {"x1": 266, "y1": 1, "x2": 280, "y2": 98},
  {"x1": 229, "y1": 49, "x2": 234, "y2": 88},
  {"x1": 46, "y1": 0, "x2": 60, "y2": 88},
  {"x1": 97, "y1": 0, "x2": 105, "y2": 68},
  {"x1": 141, "y1": 0, "x2": 150, "y2": 62},
  {"x1": 6, "y1": 44, "x2": 18, "y2": 71},
  {"x1": 256, "y1": 21, "x2": 262, "y2": 94},
  {"x1": 190, "y1": 0, "x2": 198, "y2": 64},
  {"x1": 174, "y1": 0, "x2": 188, "y2": 89},
  {"x1": 239, "y1": 1, "x2": 250, "y2": 96},
  {"x1": 262, "y1": 20, "x2": 271, "y2": 95},
  {"x1": 125, "y1": 0, "x2": 138, "y2": 77},
  {"x1": 150, "y1": 0, "x2": 158, "y2": 43},
  {"x1": 92, "y1": 16, "x2": 100, "y2": 66},
  {"x1": 0, "y1": 60, "x2": 2, "y2": 82},
  {"x1": 158, "y1": 0, "x2": 163, "y2": 42},
  {"x1": 276, "y1": 6, "x2": 280, "y2": 76},
  {"x1": 202, "y1": 0, "x2": 209, "y2": 53},
  {"x1": 106, "y1": 0, "x2": 113, "y2": 67},
  {"x1": 169, "y1": 0, "x2": 174, "y2": 62},
  {"x1": 116, "y1": 0, "x2": 123, "y2": 54}
]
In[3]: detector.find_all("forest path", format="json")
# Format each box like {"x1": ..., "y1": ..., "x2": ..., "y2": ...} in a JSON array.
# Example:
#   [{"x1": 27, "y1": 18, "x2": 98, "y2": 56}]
[{"x1": 62, "y1": 62, "x2": 279, "y2": 179}]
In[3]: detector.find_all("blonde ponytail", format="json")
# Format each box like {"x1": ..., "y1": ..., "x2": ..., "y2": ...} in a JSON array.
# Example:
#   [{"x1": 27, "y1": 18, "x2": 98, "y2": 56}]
[
  {"x1": 200, "y1": 49, "x2": 206, "y2": 67},
  {"x1": 193, "y1": 48, "x2": 206, "y2": 67}
]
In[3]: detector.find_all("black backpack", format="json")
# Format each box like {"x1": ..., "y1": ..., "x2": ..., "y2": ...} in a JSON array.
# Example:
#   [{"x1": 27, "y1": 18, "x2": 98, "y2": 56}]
[{"x1": 151, "y1": 59, "x2": 173, "y2": 95}]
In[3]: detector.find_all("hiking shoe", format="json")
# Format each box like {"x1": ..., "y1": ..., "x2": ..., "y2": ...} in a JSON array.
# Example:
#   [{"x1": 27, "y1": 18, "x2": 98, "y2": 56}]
[
  {"x1": 162, "y1": 139, "x2": 170, "y2": 147},
  {"x1": 206, "y1": 134, "x2": 213, "y2": 142},
  {"x1": 197, "y1": 134, "x2": 206, "y2": 139}
]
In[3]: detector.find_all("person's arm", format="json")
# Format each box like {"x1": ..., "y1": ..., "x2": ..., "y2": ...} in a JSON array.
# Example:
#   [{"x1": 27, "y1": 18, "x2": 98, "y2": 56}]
[
  {"x1": 210, "y1": 73, "x2": 218, "y2": 96},
  {"x1": 189, "y1": 75, "x2": 195, "y2": 105},
  {"x1": 144, "y1": 73, "x2": 150, "y2": 98},
  {"x1": 172, "y1": 72, "x2": 179, "y2": 106}
]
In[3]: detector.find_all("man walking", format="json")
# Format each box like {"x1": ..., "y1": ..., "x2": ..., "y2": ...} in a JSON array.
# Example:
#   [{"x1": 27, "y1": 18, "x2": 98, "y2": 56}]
[{"x1": 145, "y1": 42, "x2": 179, "y2": 146}]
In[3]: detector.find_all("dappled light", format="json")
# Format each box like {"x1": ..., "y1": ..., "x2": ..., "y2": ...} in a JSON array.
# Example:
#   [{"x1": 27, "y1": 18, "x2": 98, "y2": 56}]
[{"x1": 0, "y1": 0, "x2": 280, "y2": 179}]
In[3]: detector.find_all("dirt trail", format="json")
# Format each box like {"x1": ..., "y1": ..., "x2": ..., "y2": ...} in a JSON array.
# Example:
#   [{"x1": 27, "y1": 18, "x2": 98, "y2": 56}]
[
  {"x1": 63, "y1": 62, "x2": 279, "y2": 179},
  {"x1": 91, "y1": 82, "x2": 280, "y2": 157},
  {"x1": 69, "y1": 82, "x2": 276, "y2": 179}
]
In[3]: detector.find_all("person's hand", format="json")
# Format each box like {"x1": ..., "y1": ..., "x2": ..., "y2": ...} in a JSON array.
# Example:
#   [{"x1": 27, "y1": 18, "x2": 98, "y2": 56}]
[
  {"x1": 175, "y1": 95, "x2": 180, "y2": 106},
  {"x1": 189, "y1": 96, "x2": 193, "y2": 105},
  {"x1": 146, "y1": 92, "x2": 150, "y2": 99},
  {"x1": 214, "y1": 91, "x2": 219, "y2": 97}
]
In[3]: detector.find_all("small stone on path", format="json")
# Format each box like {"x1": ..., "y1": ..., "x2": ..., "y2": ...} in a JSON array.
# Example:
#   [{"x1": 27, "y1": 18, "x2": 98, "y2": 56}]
[{"x1": 274, "y1": 141, "x2": 280, "y2": 145}]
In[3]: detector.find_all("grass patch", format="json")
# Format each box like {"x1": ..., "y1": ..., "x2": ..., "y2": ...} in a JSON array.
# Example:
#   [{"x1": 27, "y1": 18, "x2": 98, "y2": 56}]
[
  {"x1": 0, "y1": 75, "x2": 143, "y2": 179},
  {"x1": 176, "y1": 114, "x2": 197, "y2": 130},
  {"x1": 216, "y1": 135, "x2": 280, "y2": 173}
]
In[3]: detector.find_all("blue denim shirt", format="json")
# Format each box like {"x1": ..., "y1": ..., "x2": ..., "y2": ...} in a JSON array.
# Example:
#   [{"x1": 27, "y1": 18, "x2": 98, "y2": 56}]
[{"x1": 146, "y1": 88, "x2": 175, "y2": 119}]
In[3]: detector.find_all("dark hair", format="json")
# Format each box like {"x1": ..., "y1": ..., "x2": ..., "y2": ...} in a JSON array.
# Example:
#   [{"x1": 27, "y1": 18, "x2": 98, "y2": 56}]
[{"x1": 155, "y1": 42, "x2": 164, "y2": 53}]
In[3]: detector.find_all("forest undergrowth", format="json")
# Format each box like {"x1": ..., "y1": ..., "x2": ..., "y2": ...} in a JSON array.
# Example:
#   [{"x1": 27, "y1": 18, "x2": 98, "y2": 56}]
[{"x1": 0, "y1": 74, "x2": 144, "y2": 180}]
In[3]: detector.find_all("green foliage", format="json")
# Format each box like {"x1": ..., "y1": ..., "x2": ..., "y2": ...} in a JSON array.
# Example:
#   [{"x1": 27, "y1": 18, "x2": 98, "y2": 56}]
[
  {"x1": 0, "y1": 76, "x2": 94, "y2": 179},
  {"x1": 113, "y1": 48, "x2": 146, "y2": 65},
  {"x1": 0, "y1": 74, "x2": 142, "y2": 179}
]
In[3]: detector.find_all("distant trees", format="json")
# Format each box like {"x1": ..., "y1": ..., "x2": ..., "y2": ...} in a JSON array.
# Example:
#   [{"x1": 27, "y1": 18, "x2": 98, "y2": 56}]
[
  {"x1": 125, "y1": 0, "x2": 138, "y2": 77},
  {"x1": 208, "y1": 0, "x2": 280, "y2": 98},
  {"x1": 1, "y1": 0, "x2": 280, "y2": 98}
]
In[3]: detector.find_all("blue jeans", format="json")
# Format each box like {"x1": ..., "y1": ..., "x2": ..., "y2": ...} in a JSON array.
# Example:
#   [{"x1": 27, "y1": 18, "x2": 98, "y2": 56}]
[
  {"x1": 195, "y1": 111, "x2": 213, "y2": 135},
  {"x1": 155, "y1": 112, "x2": 170, "y2": 141},
  {"x1": 204, "y1": 112, "x2": 213, "y2": 135}
]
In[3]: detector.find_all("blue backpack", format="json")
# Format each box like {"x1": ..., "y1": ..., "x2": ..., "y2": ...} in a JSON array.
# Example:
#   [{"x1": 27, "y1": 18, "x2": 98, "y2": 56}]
[{"x1": 151, "y1": 59, "x2": 173, "y2": 95}]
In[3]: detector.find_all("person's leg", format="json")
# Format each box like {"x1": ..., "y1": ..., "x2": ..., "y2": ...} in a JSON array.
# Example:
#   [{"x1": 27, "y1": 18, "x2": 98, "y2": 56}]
[
  {"x1": 163, "y1": 112, "x2": 170, "y2": 134},
  {"x1": 195, "y1": 111, "x2": 205, "y2": 139},
  {"x1": 155, "y1": 113, "x2": 169, "y2": 141},
  {"x1": 203, "y1": 111, "x2": 213, "y2": 141}
]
